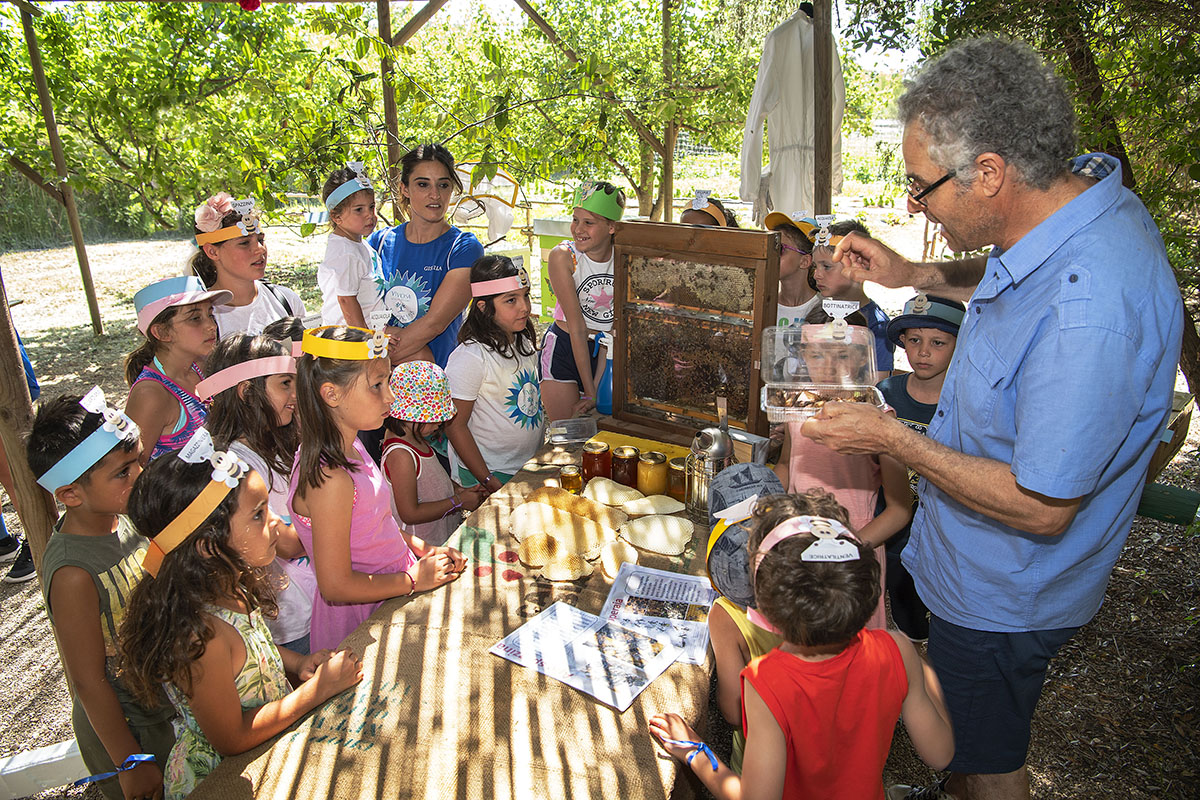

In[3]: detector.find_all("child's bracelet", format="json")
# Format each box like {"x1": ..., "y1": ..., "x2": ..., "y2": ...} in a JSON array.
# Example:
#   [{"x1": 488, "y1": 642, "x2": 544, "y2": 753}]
[
  {"x1": 481, "y1": 472, "x2": 496, "y2": 487},
  {"x1": 403, "y1": 570, "x2": 416, "y2": 596},
  {"x1": 442, "y1": 496, "x2": 463, "y2": 519},
  {"x1": 661, "y1": 738, "x2": 718, "y2": 772}
]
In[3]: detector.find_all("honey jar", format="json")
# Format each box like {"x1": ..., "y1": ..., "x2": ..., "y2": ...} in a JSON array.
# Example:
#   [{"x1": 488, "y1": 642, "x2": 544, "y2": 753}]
[
  {"x1": 637, "y1": 451, "x2": 668, "y2": 496},
  {"x1": 667, "y1": 457, "x2": 687, "y2": 502},
  {"x1": 559, "y1": 465, "x2": 583, "y2": 495},
  {"x1": 582, "y1": 441, "x2": 612, "y2": 483},
  {"x1": 611, "y1": 445, "x2": 640, "y2": 488}
]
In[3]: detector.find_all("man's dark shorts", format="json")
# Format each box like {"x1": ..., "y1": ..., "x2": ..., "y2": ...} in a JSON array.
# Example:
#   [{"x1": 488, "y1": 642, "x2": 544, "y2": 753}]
[{"x1": 928, "y1": 614, "x2": 1077, "y2": 774}]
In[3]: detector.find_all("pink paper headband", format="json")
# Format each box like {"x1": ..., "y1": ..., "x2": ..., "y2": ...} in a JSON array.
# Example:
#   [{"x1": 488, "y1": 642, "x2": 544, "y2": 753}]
[
  {"x1": 193, "y1": 356, "x2": 296, "y2": 402},
  {"x1": 472, "y1": 267, "x2": 530, "y2": 297},
  {"x1": 746, "y1": 515, "x2": 860, "y2": 634}
]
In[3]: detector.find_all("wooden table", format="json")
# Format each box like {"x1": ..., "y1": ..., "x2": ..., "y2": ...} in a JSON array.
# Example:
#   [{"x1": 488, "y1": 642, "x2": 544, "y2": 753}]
[{"x1": 192, "y1": 442, "x2": 714, "y2": 800}]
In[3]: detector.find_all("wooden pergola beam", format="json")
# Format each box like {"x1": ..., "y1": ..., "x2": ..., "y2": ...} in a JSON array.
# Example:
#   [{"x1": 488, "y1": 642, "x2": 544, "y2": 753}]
[
  {"x1": 813, "y1": 0, "x2": 832, "y2": 215},
  {"x1": 19, "y1": 7, "x2": 103, "y2": 335},
  {"x1": 390, "y1": 0, "x2": 449, "y2": 48}
]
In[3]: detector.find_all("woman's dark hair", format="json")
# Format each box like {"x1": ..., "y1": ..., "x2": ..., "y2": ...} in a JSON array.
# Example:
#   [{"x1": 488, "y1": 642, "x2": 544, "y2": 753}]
[
  {"x1": 119, "y1": 452, "x2": 276, "y2": 706},
  {"x1": 458, "y1": 255, "x2": 538, "y2": 358},
  {"x1": 205, "y1": 333, "x2": 298, "y2": 482},
  {"x1": 26, "y1": 395, "x2": 138, "y2": 482},
  {"x1": 261, "y1": 315, "x2": 305, "y2": 344},
  {"x1": 189, "y1": 208, "x2": 244, "y2": 288},
  {"x1": 124, "y1": 306, "x2": 181, "y2": 385},
  {"x1": 398, "y1": 143, "x2": 462, "y2": 216},
  {"x1": 294, "y1": 326, "x2": 372, "y2": 497},
  {"x1": 321, "y1": 167, "x2": 374, "y2": 221},
  {"x1": 747, "y1": 491, "x2": 880, "y2": 648}
]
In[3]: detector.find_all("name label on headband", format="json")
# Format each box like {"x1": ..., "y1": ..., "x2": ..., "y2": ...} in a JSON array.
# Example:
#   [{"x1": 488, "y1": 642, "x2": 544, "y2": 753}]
[
  {"x1": 801, "y1": 539, "x2": 860, "y2": 562},
  {"x1": 823, "y1": 299, "x2": 859, "y2": 319}
]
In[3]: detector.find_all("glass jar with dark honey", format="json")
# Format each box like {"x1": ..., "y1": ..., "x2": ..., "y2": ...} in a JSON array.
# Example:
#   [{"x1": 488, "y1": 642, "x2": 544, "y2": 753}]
[
  {"x1": 582, "y1": 441, "x2": 612, "y2": 483},
  {"x1": 611, "y1": 445, "x2": 640, "y2": 488},
  {"x1": 559, "y1": 464, "x2": 583, "y2": 494},
  {"x1": 667, "y1": 457, "x2": 687, "y2": 502},
  {"x1": 637, "y1": 451, "x2": 668, "y2": 496}
]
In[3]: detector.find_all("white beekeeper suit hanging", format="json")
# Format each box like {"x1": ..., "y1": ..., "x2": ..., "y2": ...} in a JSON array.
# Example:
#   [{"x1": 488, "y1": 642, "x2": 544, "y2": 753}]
[{"x1": 739, "y1": 9, "x2": 845, "y2": 224}]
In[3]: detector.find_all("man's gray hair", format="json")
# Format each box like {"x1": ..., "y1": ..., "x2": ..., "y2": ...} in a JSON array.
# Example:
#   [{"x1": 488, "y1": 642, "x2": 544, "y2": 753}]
[{"x1": 898, "y1": 37, "x2": 1077, "y2": 190}]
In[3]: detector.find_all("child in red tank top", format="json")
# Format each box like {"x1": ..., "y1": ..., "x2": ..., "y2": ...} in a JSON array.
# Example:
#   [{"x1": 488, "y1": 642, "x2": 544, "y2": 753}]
[{"x1": 650, "y1": 490, "x2": 955, "y2": 800}]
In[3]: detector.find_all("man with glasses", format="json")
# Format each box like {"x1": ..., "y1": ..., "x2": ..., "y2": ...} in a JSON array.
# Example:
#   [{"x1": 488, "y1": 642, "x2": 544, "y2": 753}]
[{"x1": 802, "y1": 37, "x2": 1182, "y2": 800}]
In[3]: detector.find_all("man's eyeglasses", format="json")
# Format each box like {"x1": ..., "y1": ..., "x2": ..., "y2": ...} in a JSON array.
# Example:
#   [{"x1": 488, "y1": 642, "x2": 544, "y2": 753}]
[{"x1": 907, "y1": 170, "x2": 956, "y2": 205}]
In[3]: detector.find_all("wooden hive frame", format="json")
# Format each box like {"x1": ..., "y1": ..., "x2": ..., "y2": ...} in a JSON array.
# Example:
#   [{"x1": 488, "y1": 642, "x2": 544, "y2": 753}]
[{"x1": 609, "y1": 220, "x2": 780, "y2": 443}]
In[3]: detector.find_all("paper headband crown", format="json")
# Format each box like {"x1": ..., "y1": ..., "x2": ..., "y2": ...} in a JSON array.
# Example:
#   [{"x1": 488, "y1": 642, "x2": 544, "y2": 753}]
[
  {"x1": 37, "y1": 387, "x2": 141, "y2": 493},
  {"x1": 142, "y1": 429, "x2": 251, "y2": 578},
  {"x1": 746, "y1": 515, "x2": 861, "y2": 635},
  {"x1": 325, "y1": 161, "x2": 374, "y2": 213},
  {"x1": 195, "y1": 197, "x2": 262, "y2": 246},
  {"x1": 301, "y1": 326, "x2": 389, "y2": 361},
  {"x1": 133, "y1": 276, "x2": 232, "y2": 335},
  {"x1": 573, "y1": 181, "x2": 625, "y2": 221},
  {"x1": 689, "y1": 190, "x2": 727, "y2": 227},
  {"x1": 471, "y1": 266, "x2": 531, "y2": 297},
  {"x1": 194, "y1": 355, "x2": 296, "y2": 402}
]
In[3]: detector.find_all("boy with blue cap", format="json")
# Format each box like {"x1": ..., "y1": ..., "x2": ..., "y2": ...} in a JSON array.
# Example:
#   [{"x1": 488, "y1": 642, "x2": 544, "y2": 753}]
[{"x1": 876, "y1": 294, "x2": 965, "y2": 640}]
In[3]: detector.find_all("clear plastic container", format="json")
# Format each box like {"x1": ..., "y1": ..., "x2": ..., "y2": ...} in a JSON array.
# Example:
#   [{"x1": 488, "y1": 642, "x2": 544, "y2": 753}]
[
  {"x1": 547, "y1": 417, "x2": 598, "y2": 444},
  {"x1": 760, "y1": 323, "x2": 884, "y2": 422}
]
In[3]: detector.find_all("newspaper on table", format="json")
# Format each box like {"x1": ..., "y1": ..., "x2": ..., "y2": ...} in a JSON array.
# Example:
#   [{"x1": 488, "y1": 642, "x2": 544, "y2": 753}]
[
  {"x1": 597, "y1": 562, "x2": 719, "y2": 665},
  {"x1": 489, "y1": 601, "x2": 684, "y2": 712}
]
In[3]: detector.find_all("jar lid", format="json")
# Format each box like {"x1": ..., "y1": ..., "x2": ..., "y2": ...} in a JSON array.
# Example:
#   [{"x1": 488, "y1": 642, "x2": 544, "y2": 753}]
[
  {"x1": 639, "y1": 451, "x2": 666, "y2": 465},
  {"x1": 668, "y1": 457, "x2": 686, "y2": 471},
  {"x1": 583, "y1": 441, "x2": 611, "y2": 454},
  {"x1": 560, "y1": 465, "x2": 581, "y2": 475},
  {"x1": 613, "y1": 445, "x2": 641, "y2": 458}
]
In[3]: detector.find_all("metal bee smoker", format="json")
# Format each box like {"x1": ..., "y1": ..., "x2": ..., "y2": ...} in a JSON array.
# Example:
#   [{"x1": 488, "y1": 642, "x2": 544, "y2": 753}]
[{"x1": 685, "y1": 396, "x2": 737, "y2": 519}]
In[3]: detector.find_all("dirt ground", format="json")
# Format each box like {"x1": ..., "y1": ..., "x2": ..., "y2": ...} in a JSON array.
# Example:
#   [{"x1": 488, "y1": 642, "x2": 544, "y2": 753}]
[{"x1": 1, "y1": 208, "x2": 1196, "y2": 799}]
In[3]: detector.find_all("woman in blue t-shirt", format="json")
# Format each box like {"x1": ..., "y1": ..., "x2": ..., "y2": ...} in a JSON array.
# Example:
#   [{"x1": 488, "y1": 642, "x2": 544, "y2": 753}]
[{"x1": 368, "y1": 144, "x2": 484, "y2": 367}]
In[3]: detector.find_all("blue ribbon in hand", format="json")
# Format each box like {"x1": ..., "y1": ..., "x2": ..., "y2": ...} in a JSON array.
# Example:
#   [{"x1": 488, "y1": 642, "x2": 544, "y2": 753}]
[
  {"x1": 660, "y1": 738, "x2": 719, "y2": 771},
  {"x1": 74, "y1": 753, "x2": 156, "y2": 786}
]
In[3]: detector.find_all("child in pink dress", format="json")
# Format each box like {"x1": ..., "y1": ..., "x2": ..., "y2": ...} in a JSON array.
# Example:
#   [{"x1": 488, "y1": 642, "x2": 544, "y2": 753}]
[
  {"x1": 772, "y1": 316, "x2": 912, "y2": 630},
  {"x1": 288, "y1": 326, "x2": 467, "y2": 651},
  {"x1": 382, "y1": 361, "x2": 486, "y2": 546}
]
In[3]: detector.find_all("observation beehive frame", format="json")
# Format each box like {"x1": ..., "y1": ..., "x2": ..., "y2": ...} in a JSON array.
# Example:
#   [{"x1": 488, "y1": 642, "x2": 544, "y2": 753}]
[{"x1": 610, "y1": 220, "x2": 780, "y2": 441}]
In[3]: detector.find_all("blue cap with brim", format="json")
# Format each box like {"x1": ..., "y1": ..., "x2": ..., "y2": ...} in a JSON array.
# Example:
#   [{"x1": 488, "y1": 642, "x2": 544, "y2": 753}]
[{"x1": 886, "y1": 294, "x2": 966, "y2": 346}]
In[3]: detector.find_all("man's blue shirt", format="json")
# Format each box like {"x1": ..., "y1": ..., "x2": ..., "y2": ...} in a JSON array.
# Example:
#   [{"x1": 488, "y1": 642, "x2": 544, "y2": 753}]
[{"x1": 905, "y1": 154, "x2": 1183, "y2": 632}]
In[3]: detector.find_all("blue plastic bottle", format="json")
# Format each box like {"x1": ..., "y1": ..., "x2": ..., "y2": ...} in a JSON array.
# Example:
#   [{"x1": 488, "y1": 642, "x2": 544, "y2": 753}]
[{"x1": 596, "y1": 332, "x2": 614, "y2": 415}]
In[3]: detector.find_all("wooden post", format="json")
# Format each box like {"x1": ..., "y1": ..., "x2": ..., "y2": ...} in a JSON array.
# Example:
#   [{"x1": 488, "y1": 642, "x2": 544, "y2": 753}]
[
  {"x1": 20, "y1": 8, "x2": 103, "y2": 336},
  {"x1": 0, "y1": 279, "x2": 58, "y2": 581},
  {"x1": 812, "y1": 0, "x2": 833, "y2": 215},
  {"x1": 377, "y1": 0, "x2": 403, "y2": 200}
]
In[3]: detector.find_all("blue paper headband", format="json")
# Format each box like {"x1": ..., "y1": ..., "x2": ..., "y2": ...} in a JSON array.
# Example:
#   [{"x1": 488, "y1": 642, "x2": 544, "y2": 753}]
[
  {"x1": 325, "y1": 163, "x2": 373, "y2": 213},
  {"x1": 37, "y1": 388, "x2": 140, "y2": 493}
]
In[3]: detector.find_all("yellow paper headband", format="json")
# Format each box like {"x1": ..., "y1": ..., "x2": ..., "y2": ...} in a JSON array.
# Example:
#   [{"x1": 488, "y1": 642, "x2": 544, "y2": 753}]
[{"x1": 301, "y1": 326, "x2": 389, "y2": 361}]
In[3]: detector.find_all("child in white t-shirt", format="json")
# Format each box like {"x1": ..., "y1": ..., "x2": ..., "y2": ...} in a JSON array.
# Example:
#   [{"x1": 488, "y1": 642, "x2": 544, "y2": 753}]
[
  {"x1": 316, "y1": 164, "x2": 384, "y2": 328},
  {"x1": 445, "y1": 256, "x2": 545, "y2": 493}
]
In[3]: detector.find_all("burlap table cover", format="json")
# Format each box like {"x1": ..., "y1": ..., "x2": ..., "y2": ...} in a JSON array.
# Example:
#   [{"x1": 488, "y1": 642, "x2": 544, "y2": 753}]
[{"x1": 191, "y1": 452, "x2": 713, "y2": 800}]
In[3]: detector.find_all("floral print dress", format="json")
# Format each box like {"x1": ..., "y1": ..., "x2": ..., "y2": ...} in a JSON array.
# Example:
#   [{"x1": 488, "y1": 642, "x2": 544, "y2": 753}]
[{"x1": 163, "y1": 605, "x2": 290, "y2": 800}]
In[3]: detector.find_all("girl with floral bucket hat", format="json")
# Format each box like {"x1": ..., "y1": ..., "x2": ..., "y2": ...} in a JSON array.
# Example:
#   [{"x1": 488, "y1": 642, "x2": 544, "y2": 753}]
[{"x1": 382, "y1": 361, "x2": 487, "y2": 546}]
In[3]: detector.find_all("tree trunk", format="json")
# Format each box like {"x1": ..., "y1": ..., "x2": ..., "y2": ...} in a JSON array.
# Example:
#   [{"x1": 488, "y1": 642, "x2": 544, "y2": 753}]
[
  {"x1": 1053, "y1": 14, "x2": 1136, "y2": 189},
  {"x1": 637, "y1": 141, "x2": 655, "y2": 217},
  {"x1": 1179, "y1": 300, "x2": 1200, "y2": 397},
  {"x1": 661, "y1": 122, "x2": 677, "y2": 223}
]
